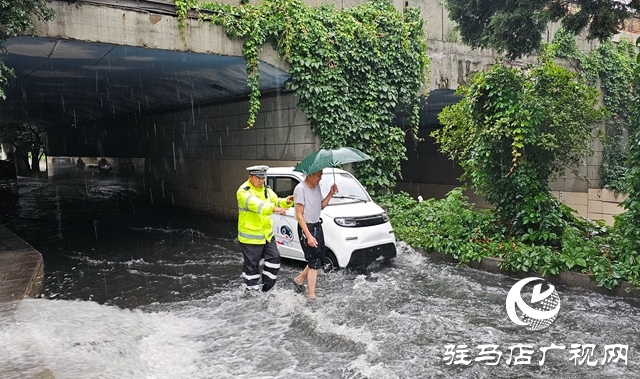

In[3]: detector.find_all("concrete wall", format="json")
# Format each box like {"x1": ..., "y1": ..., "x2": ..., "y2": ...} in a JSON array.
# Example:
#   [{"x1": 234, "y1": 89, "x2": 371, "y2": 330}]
[
  {"x1": 550, "y1": 188, "x2": 628, "y2": 226},
  {"x1": 0, "y1": 225, "x2": 44, "y2": 302},
  {"x1": 396, "y1": 1, "x2": 639, "y2": 225},
  {"x1": 36, "y1": 0, "x2": 639, "y2": 224},
  {"x1": 31, "y1": 0, "x2": 288, "y2": 72},
  {"x1": 93, "y1": 92, "x2": 318, "y2": 219}
]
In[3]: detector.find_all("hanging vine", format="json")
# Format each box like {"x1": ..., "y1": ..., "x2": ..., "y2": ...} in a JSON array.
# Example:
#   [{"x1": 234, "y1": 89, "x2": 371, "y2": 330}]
[
  {"x1": 174, "y1": 0, "x2": 430, "y2": 193},
  {"x1": 604, "y1": 36, "x2": 640, "y2": 277},
  {"x1": 552, "y1": 29, "x2": 638, "y2": 192}
]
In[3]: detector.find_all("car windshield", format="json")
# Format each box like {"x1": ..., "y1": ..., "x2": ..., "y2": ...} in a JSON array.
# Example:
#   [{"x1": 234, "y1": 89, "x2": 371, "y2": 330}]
[{"x1": 319, "y1": 171, "x2": 370, "y2": 204}]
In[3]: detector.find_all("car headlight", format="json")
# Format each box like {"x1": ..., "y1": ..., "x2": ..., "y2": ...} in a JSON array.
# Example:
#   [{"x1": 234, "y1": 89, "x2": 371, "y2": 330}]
[
  {"x1": 334, "y1": 217, "x2": 357, "y2": 227},
  {"x1": 382, "y1": 212, "x2": 389, "y2": 222}
]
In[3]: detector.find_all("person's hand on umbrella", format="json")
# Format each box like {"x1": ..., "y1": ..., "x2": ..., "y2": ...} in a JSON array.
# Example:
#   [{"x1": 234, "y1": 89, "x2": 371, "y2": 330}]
[{"x1": 329, "y1": 184, "x2": 339, "y2": 196}]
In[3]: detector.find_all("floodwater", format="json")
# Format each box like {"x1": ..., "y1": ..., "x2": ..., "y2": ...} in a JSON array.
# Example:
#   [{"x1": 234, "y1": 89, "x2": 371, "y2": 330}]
[{"x1": 0, "y1": 174, "x2": 639, "y2": 379}]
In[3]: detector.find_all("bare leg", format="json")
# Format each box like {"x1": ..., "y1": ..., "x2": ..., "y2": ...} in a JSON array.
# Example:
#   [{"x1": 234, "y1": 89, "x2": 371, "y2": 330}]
[
  {"x1": 307, "y1": 268, "x2": 318, "y2": 298},
  {"x1": 294, "y1": 266, "x2": 309, "y2": 286}
]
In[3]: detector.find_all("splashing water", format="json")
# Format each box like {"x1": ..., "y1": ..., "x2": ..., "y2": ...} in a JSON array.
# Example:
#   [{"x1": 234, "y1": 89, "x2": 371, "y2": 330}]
[
  {"x1": 1, "y1": 245, "x2": 639, "y2": 379},
  {"x1": 2, "y1": 179, "x2": 639, "y2": 379}
]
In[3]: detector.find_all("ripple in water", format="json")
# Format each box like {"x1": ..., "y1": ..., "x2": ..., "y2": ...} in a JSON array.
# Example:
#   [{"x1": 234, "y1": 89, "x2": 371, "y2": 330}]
[{"x1": 1, "y1": 243, "x2": 639, "y2": 378}]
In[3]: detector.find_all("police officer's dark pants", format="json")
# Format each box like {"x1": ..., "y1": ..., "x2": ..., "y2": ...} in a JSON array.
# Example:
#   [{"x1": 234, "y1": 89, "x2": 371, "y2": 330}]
[{"x1": 240, "y1": 238, "x2": 281, "y2": 292}]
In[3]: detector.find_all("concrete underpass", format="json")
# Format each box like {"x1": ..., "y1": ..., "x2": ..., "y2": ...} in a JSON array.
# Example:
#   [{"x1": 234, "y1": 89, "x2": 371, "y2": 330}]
[{"x1": 0, "y1": 0, "x2": 631, "y2": 222}]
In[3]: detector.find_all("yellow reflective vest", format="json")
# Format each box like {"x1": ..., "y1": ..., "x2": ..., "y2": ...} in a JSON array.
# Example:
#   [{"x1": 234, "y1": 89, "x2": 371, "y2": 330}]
[{"x1": 237, "y1": 180, "x2": 292, "y2": 244}]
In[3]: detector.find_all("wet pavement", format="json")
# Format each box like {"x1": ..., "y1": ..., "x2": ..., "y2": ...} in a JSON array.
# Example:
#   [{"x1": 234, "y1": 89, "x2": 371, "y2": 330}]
[
  {"x1": 0, "y1": 224, "x2": 43, "y2": 302},
  {"x1": 1, "y1": 174, "x2": 640, "y2": 379},
  {"x1": 0, "y1": 173, "x2": 241, "y2": 308}
]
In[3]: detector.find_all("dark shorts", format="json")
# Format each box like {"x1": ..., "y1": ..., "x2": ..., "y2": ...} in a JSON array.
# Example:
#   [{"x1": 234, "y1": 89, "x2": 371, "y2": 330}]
[{"x1": 298, "y1": 222, "x2": 325, "y2": 270}]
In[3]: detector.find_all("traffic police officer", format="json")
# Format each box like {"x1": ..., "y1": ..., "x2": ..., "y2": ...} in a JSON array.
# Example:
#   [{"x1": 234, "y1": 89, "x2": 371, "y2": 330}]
[{"x1": 237, "y1": 165, "x2": 293, "y2": 292}]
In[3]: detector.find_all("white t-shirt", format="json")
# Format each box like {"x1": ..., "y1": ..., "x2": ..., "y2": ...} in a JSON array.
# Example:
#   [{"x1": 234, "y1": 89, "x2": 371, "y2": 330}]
[{"x1": 293, "y1": 181, "x2": 323, "y2": 224}]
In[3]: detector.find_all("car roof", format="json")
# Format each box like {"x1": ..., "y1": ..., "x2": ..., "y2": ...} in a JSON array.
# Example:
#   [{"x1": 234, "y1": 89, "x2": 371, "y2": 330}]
[{"x1": 266, "y1": 167, "x2": 350, "y2": 176}]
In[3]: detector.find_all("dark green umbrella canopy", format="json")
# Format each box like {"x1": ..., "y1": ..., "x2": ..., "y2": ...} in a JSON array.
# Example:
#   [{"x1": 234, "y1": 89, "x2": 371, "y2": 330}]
[{"x1": 293, "y1": 147, "x2": 371, "y2": 175}]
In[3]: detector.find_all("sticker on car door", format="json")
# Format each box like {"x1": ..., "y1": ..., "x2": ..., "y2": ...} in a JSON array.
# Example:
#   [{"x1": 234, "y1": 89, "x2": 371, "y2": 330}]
[{"x1": 275, "y1": 219, "x2": 295, "y2": 246}]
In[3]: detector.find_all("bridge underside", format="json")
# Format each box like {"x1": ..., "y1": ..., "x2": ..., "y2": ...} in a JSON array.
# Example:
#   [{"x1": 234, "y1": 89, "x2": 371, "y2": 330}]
[
  {"x1": 1, "y1": 36, "x2": 290, "y2": 148},
  {"x1": 0, "y1": 0, "x2": 622, "y2": 223},
  {"x1": 1, "y1": 35, "x2": 462, "y2": 156},
  {"x1": 0, "y1": 1, "x2": 465, "y2": 218}
]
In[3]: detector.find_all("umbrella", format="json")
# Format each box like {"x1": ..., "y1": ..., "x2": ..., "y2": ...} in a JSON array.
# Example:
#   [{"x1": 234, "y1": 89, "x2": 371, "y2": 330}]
[{"x1": 293, "y1": 147, "x2": 371, "y2": 180}]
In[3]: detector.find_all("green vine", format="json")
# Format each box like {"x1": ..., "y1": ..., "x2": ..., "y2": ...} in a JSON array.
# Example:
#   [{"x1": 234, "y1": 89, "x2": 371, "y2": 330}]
[
  {"x1": 552, "y1": 29, "x2": 638, "y2": 192},
  {"x1": 174, "y1": 0, "x2": 429, "y2": 193},
  {"x1": 615, "y1": 37, "x2": 640, "y2": 270},
  {"x1": 0, "y1": 0, "x2": 54, "y2": 99},
  {"x1": 433, "y1": 51, "x2": 605, "y2": 244},
  {"x1": 174, "y1": 0, "x2": 198, "y2": 39}
]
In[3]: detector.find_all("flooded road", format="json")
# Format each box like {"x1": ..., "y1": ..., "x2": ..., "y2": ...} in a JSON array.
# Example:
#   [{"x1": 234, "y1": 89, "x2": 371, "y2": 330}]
[
  {"x1": 0, "y1": 175, "x2": 639, "y2": 378},
  {"x1": 0, "y1": 174, "x2": 240, "y2": 307}
]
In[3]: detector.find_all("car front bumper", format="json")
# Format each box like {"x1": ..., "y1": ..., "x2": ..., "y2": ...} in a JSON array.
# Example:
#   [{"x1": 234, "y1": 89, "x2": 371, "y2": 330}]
[{"x1": 347, "y1": 242, "x2": 397, "y2": 266}]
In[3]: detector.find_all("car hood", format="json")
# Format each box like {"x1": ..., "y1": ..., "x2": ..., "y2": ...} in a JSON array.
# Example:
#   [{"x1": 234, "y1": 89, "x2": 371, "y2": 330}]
[{"x1": 321, "y1": 201, "x2": 385, "y2": 219}]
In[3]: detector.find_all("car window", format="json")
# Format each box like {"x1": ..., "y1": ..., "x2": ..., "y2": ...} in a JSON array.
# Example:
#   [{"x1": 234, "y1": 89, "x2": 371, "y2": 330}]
[
  {"x1": 268, "y1": 176, "x2": 299, "y2": 198},
  {"x1": 319, "y1": 172, "x2": 370, "y2": 204}
]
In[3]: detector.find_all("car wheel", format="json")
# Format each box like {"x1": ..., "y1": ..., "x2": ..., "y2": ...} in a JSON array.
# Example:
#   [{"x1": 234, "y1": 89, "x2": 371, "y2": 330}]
[{"x1": 323, "y1": 250, "x2": 339, "y2": 273}]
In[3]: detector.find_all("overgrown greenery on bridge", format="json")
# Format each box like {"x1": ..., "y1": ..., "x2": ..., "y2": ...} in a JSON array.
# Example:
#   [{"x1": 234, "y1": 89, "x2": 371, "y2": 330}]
[
  {"x1": 436, "y1": 1, "x2": 640, "y2": 290},
  {"x1": 173, "y1": 0, "x2": 640, "y2": 289},
  {"x1": 549, "y1": 28, "x2": 639, "y2": 193},
  {"x1": 175, "y1": 0, "x2": 429, "y2": 194},
  {"x1": 434, "y1": 49, "x2": 605, "y2": 245},
  {"x1": 378, "y1": 39, "x2": 640, "y2": 291}
]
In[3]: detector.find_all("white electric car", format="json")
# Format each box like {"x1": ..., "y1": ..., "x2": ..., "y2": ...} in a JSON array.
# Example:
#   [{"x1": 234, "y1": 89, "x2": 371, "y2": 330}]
[{"x1": 267, "y1": 167, "x2": 396, "y2": 271}]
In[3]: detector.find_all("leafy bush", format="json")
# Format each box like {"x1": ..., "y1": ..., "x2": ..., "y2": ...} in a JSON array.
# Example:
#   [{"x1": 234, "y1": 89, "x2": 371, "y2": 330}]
[
  {"x1": 433, "y1": 53, "x2": 606, "y2": 245},
  {"x1": 377, "y1": 188, "x2": 493, "y2": 261},
  {"x1": 379, "y1": 189, "x2": 636, "y2": 290}
]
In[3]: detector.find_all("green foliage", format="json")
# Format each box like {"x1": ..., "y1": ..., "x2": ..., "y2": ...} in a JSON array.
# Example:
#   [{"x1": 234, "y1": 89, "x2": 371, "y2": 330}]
[
  {"x1": 588, "y1": 39, "x2": 637, "y2": 192},
  {"x1": 443, "y1": 0, "x2": 639, "y2": 59},
  {"x1": 176, "y1": 0, "x2": 429, "y2": 194},
  {"x1": 433, "y1": 55, "x2": 605, "y2": 243},
  {"x1": 443, "y1": 0, "x2": 551, "y2": 59},
  {"x1": 614, "y1": 37, "x2": 640, "y2": 263},
  {"x1": 376, "y1": 188, "x2": 494, "y2": 261},
  {"x1": 174, "y1": 0, "x2": 198, "y2": 39},
  {"x1": 548, "y1": 27, "x2": 581, "y2": 61},
  {"x1": 0, "y1": 0, "x2": 54, "y2": 99},
  {"x1": 551, "y1": 30, "x2": 639, "y2": 192},
  {"x1": 0, "y1": 62, "x2": 15, "y2": 100},
  {"x1": 0, "y1": 0, "x2": 54, "y2": 39},
  {"x1": 0, "y1": 123, "x2": 47, "y2": 173},
  {"x1": 0, "y1": 123, "x2": 46, "y2": 152},
  {"x1": 499, "y1": 244, "x2": 560, "y2": 276},
  {"x1": 379, "y1": 189, "x2": 632, "y2": 290}
]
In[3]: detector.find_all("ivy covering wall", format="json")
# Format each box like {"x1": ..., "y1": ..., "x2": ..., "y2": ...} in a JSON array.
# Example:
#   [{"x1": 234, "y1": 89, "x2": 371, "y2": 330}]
[
  {"x1": 433, "y1": 51, "x2": 605, "y2": 244},
  {"x1": 551, "y1": 28, "x2": 639, "y2": 192},
  {"x1": 175, "y1": 0, "x2": 430, "y2": 193}
]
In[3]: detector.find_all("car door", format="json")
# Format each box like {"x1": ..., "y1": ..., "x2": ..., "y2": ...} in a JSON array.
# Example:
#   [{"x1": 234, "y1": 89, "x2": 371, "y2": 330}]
[{"x1": 268, "y1": 175, "x2": 305, "y2": 261}]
